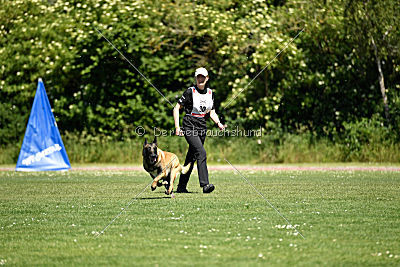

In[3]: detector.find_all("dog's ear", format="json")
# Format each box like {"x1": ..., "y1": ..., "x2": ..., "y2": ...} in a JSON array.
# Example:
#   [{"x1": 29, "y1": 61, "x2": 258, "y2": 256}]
[
  {"x1": 153, "y1": 136, "x2": 157, "y2": 145},
  {"x1": 144, "y1": 138, "x2": 148, "y2": 146}
]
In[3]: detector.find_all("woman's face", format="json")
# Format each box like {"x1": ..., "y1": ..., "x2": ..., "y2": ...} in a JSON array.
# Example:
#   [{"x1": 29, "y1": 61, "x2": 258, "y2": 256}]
[{"x1": 196, "y1": 75, "x2": 209, "y2": 88}]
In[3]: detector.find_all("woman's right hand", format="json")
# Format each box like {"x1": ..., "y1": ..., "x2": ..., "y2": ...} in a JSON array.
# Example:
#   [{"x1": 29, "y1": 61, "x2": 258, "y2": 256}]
[
  {"x1": 217, "y1": 122, "x2": 227, "y2": 130},
  {"x1": 175, "y1": 127, "x2": 184, "y2": 136}
]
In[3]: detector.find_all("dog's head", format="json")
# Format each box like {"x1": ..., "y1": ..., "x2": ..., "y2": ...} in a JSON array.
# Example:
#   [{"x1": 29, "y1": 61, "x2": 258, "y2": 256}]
[{"x1": 143, "y1": 136, "x2": 158, "y2": 165}]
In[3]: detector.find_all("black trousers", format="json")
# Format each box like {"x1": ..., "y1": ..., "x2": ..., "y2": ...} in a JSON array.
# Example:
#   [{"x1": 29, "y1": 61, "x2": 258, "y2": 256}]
[{"x1": 178, "y1": 131, "x2": 209, "y2": 188}]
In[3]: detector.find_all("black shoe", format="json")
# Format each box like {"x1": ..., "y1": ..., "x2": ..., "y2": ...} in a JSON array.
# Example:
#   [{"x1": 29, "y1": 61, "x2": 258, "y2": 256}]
[
  {"x1": 176, "y1": 187, "x2": 190, "y2": 193},
  {"x1": 203, "y1": 184, "x2": 215, "y2": 193}
]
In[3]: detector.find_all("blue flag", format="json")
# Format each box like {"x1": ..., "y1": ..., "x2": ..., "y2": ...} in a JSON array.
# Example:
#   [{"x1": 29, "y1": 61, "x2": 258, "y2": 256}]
[{"x1": 16, "y1": 78, "x2": 71, "y2": 171}]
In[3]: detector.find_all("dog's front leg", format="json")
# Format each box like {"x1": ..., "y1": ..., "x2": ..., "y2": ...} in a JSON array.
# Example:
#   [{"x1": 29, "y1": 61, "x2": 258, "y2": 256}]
[
  {"x1": 151, "y1": 172, "x2": 165, "y2": 191},
  {"x1": 167, "y1": 167, "x2": 179, "y2": 195}
]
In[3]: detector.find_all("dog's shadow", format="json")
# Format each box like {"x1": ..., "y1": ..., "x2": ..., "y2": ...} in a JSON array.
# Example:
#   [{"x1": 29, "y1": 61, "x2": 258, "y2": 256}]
[
  {"x1": 138, "y1": 191, "x2": 200, "y2": 200},
  {"x1": 138, "y1": 196, "x2": 171, "y2": 200}
]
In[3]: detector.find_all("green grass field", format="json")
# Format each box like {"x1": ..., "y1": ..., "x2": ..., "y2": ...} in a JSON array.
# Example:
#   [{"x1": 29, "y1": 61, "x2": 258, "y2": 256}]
[{"x1": 1, "y1": 168, "x2": 399, "y2": 266}]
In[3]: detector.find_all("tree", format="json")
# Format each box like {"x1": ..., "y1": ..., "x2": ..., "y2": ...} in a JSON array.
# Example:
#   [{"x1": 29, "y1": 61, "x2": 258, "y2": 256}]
[{"x1": 344, "y1": 0, "x2": 400, "y2": 123}]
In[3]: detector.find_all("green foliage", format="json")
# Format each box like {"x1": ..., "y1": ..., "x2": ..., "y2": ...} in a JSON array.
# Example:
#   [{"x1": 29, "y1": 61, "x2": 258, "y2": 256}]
[
  {"x1": 344, "y1": 0, "x2": 400, "y2": 61},
  {"x1": 388, "y1": 88, "x2": 400, "y2": 136},
  {"x1": 2, "y1": 129, "x2": 400, "y2": 165},
  {"x1": 339, "y1": 115, "x2": 399, "y2": 161},
  {"x1": 0, "y1": 0, "x2": 399, "y2": 147}
]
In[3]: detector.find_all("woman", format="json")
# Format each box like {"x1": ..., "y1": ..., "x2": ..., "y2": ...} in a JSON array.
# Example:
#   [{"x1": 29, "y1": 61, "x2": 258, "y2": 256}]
[{"x1": 173, "y1": 67, "x2": 226, "y2": 193}]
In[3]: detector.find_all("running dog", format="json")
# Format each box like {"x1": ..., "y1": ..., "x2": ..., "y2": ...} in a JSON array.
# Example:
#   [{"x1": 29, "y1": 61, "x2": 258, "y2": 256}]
[{"x1": 142, "y1": 137, "x2": 191, "y2": 195}]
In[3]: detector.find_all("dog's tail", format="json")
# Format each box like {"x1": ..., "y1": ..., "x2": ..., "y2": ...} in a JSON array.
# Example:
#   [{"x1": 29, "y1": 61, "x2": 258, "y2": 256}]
[{"x1": 181, "y1": 162, "x2": 192, "y2": 174}]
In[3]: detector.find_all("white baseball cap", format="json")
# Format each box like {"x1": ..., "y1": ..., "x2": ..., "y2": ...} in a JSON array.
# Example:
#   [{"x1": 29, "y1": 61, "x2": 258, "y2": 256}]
[{"x1": 195, "y1": 67, "x2": 208, "y2": 77}]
